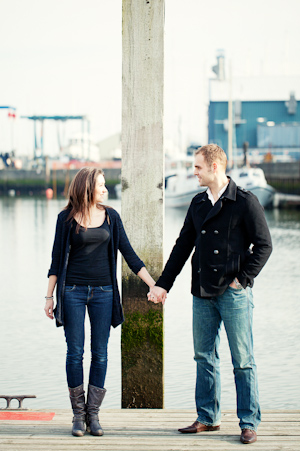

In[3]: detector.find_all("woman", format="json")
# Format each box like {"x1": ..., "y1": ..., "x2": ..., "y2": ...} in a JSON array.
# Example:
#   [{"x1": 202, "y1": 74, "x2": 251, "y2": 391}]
[{"x1": 44, "y1": 167, "x2": 155, "y2": 437}]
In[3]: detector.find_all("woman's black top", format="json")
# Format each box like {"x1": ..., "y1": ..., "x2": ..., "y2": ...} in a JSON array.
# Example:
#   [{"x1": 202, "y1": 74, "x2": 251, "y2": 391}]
[
  {"x1": 48, "y1": 207, "x2": 145, "y2": 328},
  {"x1": 65, "y1": 218, "x2": 112, "y2": 286}
]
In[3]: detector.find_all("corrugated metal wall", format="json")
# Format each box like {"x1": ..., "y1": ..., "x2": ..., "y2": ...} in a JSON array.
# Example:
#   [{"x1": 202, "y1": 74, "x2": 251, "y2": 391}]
[
  {"x1": 257, "y1": 123, "x2": 300, "y2": 147},
  {"x1": 209, "y1": 100, "x2": 300, "y2": 152}
]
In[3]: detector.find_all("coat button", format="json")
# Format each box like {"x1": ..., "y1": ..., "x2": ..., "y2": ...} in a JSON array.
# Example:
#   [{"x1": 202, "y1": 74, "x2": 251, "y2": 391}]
[
  {"x1": 214, "y1": 230, "x2": 219, "y2": 234},
  {"x1": 214, "y1": 250, "x2": 219, "y2": 254},
  {"x1": 201, "y1": 230, "x2": 206, "y2": 234},
  {"x1": 213, "y1": 268, "x2": 218, "y2": 272}
]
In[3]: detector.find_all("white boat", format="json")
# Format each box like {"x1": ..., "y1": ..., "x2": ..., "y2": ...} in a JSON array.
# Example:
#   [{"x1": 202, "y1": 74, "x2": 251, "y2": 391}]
[
  {"x1": 114, "y1": 182, "x2": 122, "y2": 199},
  {"x1": 165, "y1": 167, "x2": 205, "y2": 207},
  {"x1": 115, "y1": 161, "x2": 275, "y2": 209},
  {"x1": 114, "y1": 167, "x2": 204, "y2": 207},
  {"x1": 228, "y1": 167, "x2": 275, "y2": 208}
]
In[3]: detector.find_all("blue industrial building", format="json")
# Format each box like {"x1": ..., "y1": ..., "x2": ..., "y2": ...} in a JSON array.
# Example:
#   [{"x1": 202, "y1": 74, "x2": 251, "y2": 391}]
[{"x1": 208, "y1": 95, "x2": 300, "y2": 162}]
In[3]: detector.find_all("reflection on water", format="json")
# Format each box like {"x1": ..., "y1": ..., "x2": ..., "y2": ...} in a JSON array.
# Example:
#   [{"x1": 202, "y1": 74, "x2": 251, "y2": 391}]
[{"x1": 0, "y1": 198, "x2": 299, "y2": 410}]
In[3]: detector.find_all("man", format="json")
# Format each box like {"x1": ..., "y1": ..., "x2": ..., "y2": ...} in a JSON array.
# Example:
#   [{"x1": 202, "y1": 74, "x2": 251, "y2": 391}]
[{"x1": 148, "y1": 144, "x2": 272, "y2": 444}]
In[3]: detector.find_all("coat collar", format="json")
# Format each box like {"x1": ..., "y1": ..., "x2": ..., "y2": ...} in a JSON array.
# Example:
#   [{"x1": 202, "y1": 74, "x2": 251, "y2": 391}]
[
  {"x1": 221, "y1": 177, "x2": 237, "y2": 201},
  {"x1": 195, "y1": 177, "x2": 237, "y2": 225},
  {"x1": 195, "y1": 176, "x2": 237, "y2": 204}
]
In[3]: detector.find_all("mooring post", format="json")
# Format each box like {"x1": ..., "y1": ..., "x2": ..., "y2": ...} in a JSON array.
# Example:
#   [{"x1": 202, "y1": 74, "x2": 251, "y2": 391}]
[{"x1": 121, "y1": 0, "x2": 164, "y2": 408}]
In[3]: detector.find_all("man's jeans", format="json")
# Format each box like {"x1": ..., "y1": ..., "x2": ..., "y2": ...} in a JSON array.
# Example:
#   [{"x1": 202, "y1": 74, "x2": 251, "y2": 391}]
[
  {"x1": 63, "y1": 285, "x2": 113, "y2": 389},
  {"x1": 193, "y1": 286, "x2": 261, "y2": 431}
]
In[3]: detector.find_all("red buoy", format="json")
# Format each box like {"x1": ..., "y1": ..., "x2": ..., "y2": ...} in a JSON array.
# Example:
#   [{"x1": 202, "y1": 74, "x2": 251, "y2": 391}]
[{"x1": 45, "y1": 188, "x2": 53, "y2": 199}]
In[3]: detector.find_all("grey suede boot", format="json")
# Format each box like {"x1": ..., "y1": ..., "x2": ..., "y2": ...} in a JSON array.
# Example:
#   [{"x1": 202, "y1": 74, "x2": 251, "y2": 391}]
[
  {"x1": 68, "y1": 384, "x2": 86, "y2": 437},
  {"x1": 86, "y1": 384, "x2": 106, "y2": 436}
]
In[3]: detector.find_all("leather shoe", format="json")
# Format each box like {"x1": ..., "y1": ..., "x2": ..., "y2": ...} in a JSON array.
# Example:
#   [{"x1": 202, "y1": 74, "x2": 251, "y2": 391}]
[
  {"x1": 240, "y1": 429, "x2": 257, "y2": 444},
  {"x1": 178, "y1": 420, "x2": 220, "y2": 433}
]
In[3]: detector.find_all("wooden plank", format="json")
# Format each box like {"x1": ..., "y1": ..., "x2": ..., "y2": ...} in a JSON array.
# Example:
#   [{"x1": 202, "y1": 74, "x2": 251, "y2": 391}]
[
  {"x1": 0, "y1": 443, "x2": 299, "y2": 450},
  {"x1": 0, "y1": 444, "x2": 299, "y2": 449},
  {"x1": 0, "y1": 430, "x2": 299, "y2": 439},
  {"x1": 1, "y1": 410, "x2": 299, "y2": 424},
  {"x1": 1, "y1": 427, "x2": 299, "y2": 436},
  {"x1": 1, "y1": 426, "x2": 300, "y2": 440},
  {"x1": 1, "y1": 421, "x2": 298, "y2": 430},
  {"x1": 0, "y1": 409, "x2": 299, "y2": 451},
  {"x1": 3, "y1": 412, "x2": 298, "y2": 423}
]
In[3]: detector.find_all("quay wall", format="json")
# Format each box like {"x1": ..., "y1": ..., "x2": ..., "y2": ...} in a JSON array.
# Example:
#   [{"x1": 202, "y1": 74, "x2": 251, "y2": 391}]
[
  {"x1": 0, "y1": 168, "x2": 121, "y2": 196},
  {"x1": 257, "y1": 162, "x2": 300, "y2": 194},
  {"x1": 0, "y1": 163, "x2": 300, "y2": 196}
]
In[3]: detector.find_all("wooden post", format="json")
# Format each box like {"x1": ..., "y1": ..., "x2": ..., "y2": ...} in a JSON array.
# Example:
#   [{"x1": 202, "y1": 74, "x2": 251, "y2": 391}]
[{"x1": 121, "y1": 0, "x2": 164, "y2": 408}]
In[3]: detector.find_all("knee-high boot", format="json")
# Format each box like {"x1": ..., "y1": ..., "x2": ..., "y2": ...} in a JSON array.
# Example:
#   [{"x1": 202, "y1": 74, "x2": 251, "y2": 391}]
[
  {"x1": 68, "y1": 384, "x2": 86, "y2": 437},
  {"x1": 86, "y1": 384, "x2": 106, "y2": 436}
]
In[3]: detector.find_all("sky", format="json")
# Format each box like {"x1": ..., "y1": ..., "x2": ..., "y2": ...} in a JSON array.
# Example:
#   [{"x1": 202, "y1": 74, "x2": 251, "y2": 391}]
[{"x1": 1, "y1": 0, "x2": 300, "y2": 157}]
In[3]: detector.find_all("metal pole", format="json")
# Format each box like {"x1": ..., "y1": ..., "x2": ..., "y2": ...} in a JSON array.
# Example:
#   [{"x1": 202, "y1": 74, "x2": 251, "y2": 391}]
[
  {"x1": 34, "y1": 120, "x2": 37, "y2": 160},
  {"x1": 81, "y1": 119, "x2": 84, "y2": 159},
  {"x1": 87, "y1": 119, "x2": 91, "y2": 160},
  {"x1": 40, "y1": 120, "x2": 44, "y2": 158},
  {"x1": 228, "y1": 62, "x2": 233, "y2": 168}
]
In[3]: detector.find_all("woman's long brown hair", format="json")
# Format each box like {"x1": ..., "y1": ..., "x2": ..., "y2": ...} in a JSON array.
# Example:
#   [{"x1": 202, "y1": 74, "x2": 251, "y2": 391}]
[{"x1": 65, "y1": 167, "x2": 105, "y2": 232}]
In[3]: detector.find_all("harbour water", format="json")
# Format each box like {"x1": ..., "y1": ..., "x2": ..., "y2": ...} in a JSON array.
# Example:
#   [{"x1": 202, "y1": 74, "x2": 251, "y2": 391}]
[{"x1": 0, "y1": 197, "x2": 299, "y2": 411}]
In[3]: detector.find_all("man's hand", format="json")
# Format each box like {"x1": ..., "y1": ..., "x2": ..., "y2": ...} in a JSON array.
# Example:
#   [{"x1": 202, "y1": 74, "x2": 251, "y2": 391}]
[
  {"x1": 229, "y1": 280, "x2": 238, "y2": 289},
  {"x1": 147, "y1": 286, "x2": 167, "y2": 305},
  {"x1": 229, "y1": 277, "x2": 242, "y2": 290}
]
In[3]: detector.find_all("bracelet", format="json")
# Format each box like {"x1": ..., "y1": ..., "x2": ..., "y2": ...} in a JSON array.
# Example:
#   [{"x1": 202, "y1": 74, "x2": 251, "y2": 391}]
[{"x1": 45, "y1": 296, "x2": 54, "y2": 299}]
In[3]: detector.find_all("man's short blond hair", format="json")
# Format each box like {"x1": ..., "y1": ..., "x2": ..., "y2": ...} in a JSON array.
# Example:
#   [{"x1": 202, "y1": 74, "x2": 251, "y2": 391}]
[{"x1": 195, "y1": 144, "x2": 227, "y2": 169}]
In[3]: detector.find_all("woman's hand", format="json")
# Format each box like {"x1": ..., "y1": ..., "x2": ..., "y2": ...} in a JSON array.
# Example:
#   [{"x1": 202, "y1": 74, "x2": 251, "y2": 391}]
[
  {"x1": 45, "y1": 275, "x2": 57, "y2": 320},
  {"x1": 44, "y1": 298, "x2": 54, "y2": 319},
  {"x1": 147, "y1": 286, "x2": 167, "y2": 305},
  {"x1": 137, "y1": 267, "x2": 156, "y2": 289}
]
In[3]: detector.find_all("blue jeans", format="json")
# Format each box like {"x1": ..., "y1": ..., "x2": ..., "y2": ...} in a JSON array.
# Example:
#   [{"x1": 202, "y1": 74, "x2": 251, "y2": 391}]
[
  {"x1": 63, "y1": 285, "x2": 113, "y2": 389},
  {"x1": 193, "y1": 286, "x2": 260, "y2": 431}
]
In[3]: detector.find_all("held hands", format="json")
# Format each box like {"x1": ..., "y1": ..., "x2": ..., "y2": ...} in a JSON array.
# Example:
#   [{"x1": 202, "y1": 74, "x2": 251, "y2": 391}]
[{"x1": 147, "y1": 286, "x2": 167, "y2": 305}]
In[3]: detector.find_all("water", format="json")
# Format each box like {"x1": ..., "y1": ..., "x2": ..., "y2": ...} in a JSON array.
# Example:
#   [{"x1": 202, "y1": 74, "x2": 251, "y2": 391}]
[{"x1": 0, "y1": 197, "x2": 299, "y2": 411}]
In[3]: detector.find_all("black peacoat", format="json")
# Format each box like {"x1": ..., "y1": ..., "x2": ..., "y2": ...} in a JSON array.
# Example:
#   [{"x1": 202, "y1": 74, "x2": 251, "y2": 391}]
[{"x1": 156, "y1": 177, "x2": 272, "y2": 298}]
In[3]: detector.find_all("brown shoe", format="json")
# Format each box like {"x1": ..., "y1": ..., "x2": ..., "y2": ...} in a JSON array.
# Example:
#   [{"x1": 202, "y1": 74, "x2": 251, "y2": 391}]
[
  {"x1": 178, "y1": 420, "x2": 220, "y2": 434},
  {"x1": 240, "y1": 429, "x2": 257, "y2": 444}
]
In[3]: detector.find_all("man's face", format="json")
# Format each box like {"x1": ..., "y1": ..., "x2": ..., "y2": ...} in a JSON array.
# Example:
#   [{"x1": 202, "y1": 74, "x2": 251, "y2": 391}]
[{"x1": 194, "y1": 153, "x2": 214, "y2": 187}]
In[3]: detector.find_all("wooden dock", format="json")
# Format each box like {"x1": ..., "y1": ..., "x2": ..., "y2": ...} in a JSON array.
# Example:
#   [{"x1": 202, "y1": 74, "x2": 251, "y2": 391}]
[{"x1": 1, "y1": 409, "x2": 299, "y2": 450}]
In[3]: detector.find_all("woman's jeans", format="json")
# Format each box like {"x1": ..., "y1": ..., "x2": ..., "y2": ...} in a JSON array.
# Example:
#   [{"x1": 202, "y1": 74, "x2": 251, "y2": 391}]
[
  {"x1": 193, "y1": 286, "x2": 260, "y2": 431},
  {"x1": 63, "y1": 285, "x2": 113, "y2": 389}
]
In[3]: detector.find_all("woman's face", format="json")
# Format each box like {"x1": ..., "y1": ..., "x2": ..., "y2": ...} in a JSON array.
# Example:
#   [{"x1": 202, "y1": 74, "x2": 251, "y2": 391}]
[{"x1": 93, "y1": 174, "x2": 107, "y2": 203}]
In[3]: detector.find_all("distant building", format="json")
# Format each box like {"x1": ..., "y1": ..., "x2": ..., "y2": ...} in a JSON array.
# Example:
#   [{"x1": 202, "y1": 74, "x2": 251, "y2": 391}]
[
  {"x1": 209, "y1": 93, "x2": 300, "y2": 162},
  {"x1": 62, "y1": 133, "x2": 101, "y2": 162},
  {"x1": 97, "y1": 133, "x2": 121, "y2": 160},
  {"x1": 207, "y1": 63, "x2": 300, "y2": 164}
]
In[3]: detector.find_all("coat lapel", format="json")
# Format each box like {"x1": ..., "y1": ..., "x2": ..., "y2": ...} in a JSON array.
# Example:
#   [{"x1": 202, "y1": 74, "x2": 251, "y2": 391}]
[
  {"x1": 201, "y1": 177, "x2": 237, "y2": 226},
  {"x1": 202, "y1": 199, "x2": 223, "y2": 225}
]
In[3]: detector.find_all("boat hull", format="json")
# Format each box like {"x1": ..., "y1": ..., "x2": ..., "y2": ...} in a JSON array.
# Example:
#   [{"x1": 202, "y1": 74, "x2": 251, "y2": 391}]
[
  {"x1": 248, "y1": 185, "x2": 275, "y2": 208},
  {"x1": 165, "y1": 187, "x2": 206, "y2": 208},
  {"x1": 116, "y1": 177, "x2": 275, "y2": 209}
]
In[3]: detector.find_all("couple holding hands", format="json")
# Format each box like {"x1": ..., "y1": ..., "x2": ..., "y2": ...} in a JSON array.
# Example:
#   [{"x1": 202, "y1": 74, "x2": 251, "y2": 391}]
[{"x1": 45, "y1": 144, "x2": 272, "y2": 444}]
